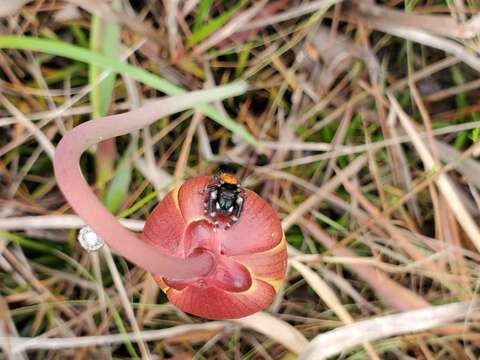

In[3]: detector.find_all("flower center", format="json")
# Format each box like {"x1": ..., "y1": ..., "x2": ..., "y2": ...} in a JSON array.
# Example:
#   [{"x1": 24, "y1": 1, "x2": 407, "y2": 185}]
[{"x1": 164, "y1": 220, "x2": 252, "y2": 293}]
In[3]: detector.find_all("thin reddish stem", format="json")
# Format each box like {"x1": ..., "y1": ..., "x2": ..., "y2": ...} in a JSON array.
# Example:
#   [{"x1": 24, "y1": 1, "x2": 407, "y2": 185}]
[{"x1": 54, "y1": 83, "x2": 247, "y2": 279}]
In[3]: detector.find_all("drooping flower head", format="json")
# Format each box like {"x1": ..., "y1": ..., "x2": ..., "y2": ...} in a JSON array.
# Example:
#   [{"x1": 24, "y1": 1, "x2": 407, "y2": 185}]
[{"x1": 143, "y1": 176, "x2": 287, "y2": 319}]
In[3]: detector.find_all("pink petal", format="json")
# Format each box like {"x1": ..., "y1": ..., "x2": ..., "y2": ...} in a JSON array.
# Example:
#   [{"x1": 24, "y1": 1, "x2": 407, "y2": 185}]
[
  {"x1": 206, "y1": 256, "x2": 252, "y2": 292},
  {"x1": 232, "y1": 236, "x2": 287, "y2": 281},
  {"x1": 143, "y1": 189, "x2": 186, "y2": 257},
  {"x1": 216, "y1": 190, "x2": 283, "y2": 256},
  {"x1": 178, "y1": 176, "x2": 211, "y2": 223},
  {"x1": 163, "y1": 279, "x2": 276, "y2": 320}
]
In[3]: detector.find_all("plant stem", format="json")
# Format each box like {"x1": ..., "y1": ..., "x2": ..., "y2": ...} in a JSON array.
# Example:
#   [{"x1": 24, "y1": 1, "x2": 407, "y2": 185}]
[{"x1": 54, "y1": 82, "x2": 248, "y2": 278}]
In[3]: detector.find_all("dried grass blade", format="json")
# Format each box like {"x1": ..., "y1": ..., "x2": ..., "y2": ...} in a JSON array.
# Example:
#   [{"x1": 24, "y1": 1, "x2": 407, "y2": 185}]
[
  {"x1": 193, "y1": 0, "x2": 266, "y2": 55},
  {"x1": 374, "y1": 25, "x2": 480, "y2": 74},
  {"x1": 233, "y1": 312, "x2": 308, "y2": 354},
  {"x1": 0, "y1": 215, "x2": 145, "y2": 232},
  {"x1": 290, "y1": 260, "x2": 353, "y2": 322},
  {"x1": 389, "y1": 94, "x2": 480, "y2": 253},
  {"x1": 103, "y1": 247, "x2": 151, "y2": 358},
  {"x1": 0, "y1": 95, "x2": 55, "y2": 159},
  {"x1": 290, "y1": 260, "x2": 380, "y2": 359},
  {"x1": 299, "y1": 301, "x2": 479, "y2": 360},
  {"x1": 281, "y1": 155, "x2": 368, "y2": 231},
  {"x1": 0, "y1": 0, "x2": 31, "y2": 17},
  {"x1": 7, "y1": 323, "x2": 229, "y2": 353},
  {"x1": 299, "y1": 218, "x2": 430, "y2": 310}
]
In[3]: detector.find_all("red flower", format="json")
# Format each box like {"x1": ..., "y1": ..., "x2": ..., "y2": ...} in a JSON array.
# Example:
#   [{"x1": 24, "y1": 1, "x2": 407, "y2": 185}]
[{"x1": 143, "y1": 176, "x2": 287, "y2": 319}]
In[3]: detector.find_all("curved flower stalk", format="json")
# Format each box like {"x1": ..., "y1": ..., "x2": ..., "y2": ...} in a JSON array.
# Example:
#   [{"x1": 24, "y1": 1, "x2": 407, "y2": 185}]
[
  {"x1": 54, "y1": 82, "x2": 247, "y2": 280},
  {"x1": 144, "y1": 176, "x2": 287, "y2": 319}
]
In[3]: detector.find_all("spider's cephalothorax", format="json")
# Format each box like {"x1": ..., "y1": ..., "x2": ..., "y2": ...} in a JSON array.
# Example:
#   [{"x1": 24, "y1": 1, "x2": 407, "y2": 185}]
[{"x1": 204, "y1": 172, "x2": 246, "y2": 229}]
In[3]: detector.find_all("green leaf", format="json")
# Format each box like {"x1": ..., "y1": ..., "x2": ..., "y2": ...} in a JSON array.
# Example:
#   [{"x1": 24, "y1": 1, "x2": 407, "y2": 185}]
[{"x1": 0, "y1": 36, "x2": 256, "y2": 145}]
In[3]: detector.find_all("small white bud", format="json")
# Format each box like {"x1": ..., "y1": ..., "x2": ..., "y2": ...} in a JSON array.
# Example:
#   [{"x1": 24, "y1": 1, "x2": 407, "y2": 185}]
[{"x1": 78, "y1": 226, "x2": 104, "y2": 252}]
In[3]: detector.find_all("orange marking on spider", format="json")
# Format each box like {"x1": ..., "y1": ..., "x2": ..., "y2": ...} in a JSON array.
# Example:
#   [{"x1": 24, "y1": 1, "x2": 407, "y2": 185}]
[{"x1": 219, "y1": 173, "x2": 238, "y2": 185}]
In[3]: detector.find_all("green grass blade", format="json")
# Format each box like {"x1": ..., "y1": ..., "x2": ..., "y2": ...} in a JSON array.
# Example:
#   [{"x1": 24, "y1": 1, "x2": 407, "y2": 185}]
[
  {"x1": 0, "y1": 36, "x2": 256, "y2": 145},
  {"x1": 67, "y1": 22, "x2": 88, "y2": 48},
  {"x1": 89, "y1": 0, "x2": 121, "y2": 118},
  {"x1": 104, "y1": 148, "x2": 133, "y2": 213},
  {"x1": 116, "y1": 190, "x2": 158, "y2": 219},
  {"x1": 187, "y1": 0, "x2": 246, "y2": 47},
  {"x1": 0, "y1": 230, "x2": 56, "y2": 253},
  {"x1": 88, "y1": 0, "x2": 128, "y2": 202},
  {"x1": 193, "y1": 0, "x2": 214, "y2": 31},
  {"x1": 450, "y1": 66, "x2": 479, "y2": 148},
  {"x1": 104, "y1": 291, "x2": 140, "y2": 358}
]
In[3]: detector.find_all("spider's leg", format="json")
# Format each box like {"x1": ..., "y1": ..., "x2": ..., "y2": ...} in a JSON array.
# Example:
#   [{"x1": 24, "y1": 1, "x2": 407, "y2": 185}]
[
  {"x1": 235, "y1": 192, "x2": 245, "y2": 217},
  {"x1": 199, "y1": 182, "x2": 218, "y2": 195},
  {"x1": 225, "y1": 195, "x2": 244, "y2": 230},
  {"x1": 203, "y1": 185, "x2": 218, "y2": 213},
  {"x1": 205, "y1": 189, "x2": 220, "y2": 229}
]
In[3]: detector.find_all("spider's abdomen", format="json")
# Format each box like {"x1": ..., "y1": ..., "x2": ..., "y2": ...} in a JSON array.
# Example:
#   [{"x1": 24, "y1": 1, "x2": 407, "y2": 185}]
[{"x1": 218, "y1": 191, "x2": 235, "y2": 212}]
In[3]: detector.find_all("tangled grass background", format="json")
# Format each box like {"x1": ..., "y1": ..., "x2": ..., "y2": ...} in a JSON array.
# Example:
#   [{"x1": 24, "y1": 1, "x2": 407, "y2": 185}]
[{"x1": 0, "y1": 0, "x2": 480, "y2": 358}]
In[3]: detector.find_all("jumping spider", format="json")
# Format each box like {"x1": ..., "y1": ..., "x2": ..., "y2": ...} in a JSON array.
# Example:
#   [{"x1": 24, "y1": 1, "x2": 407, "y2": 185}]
[{"x1": 203, "y1": 172, "x2": 246, "y2": 230}]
